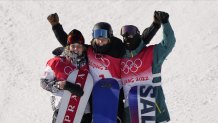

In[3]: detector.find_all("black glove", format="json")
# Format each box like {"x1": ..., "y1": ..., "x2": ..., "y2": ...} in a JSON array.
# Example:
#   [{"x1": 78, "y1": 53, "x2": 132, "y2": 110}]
[
  {"x1": 154, "y1": 11, "x2": 169, "y2": 24},
  {"x1": 64, "y1": 82, "x2": 84, "y2": 97},
  {"x1": 81, "y1": 113, "x2": 92, "y2": 123},
  {"x1": 47, "y1": 13, "x2": 59, "y2": 26},
  {"x1": 153, "y1": 11, "x2": 161, "y2": 25},
  {"x1": 52, "y1": 47, "x2": 64, "y2": 56}
]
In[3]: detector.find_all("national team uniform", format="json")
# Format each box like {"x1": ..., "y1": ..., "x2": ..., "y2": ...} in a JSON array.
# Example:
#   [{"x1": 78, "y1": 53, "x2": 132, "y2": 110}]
[
  {"x1": 41, "y1": 56, "x2": 91, "y2": 113},
  {"x1": 87, "y1": 47, "x2": 122, "y2": 86},
  {"x1": 121, "y1": 46, "x2": 160, "y2": 107}
]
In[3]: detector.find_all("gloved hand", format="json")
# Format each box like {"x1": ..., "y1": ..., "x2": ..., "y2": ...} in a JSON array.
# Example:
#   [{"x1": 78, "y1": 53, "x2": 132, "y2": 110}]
[
  {"x1": 52, "y1": 47, "x2": 64, "y2": 56},
  {"x1": 57, "y1": 80, "x2": 66, "y2": 89},
  {"x1": 47, "y1": 13, "x2": 59, "y2": 26},
  {"x1": 153, "y1": 11, "x2": 161, "y2": 25},
  {"x1": 154, "y1": 11, "x2": 169, "y2": 24},
  {"x1": 64, "y1": 81, "x2": 84, "y2": 97},
  {"x1": 81, "y1": 113, "x2": 92, "y2": 123}
]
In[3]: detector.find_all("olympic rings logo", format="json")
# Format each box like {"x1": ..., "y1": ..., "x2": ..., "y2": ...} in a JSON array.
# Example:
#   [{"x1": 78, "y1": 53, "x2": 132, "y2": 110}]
[
  {"x1": 95, "y1": 54, "x2": 110, "y2": 67},
  {"x1": 121, "y1": 59, "x2": 142, "y2": 74},
  {"x1": 64, "y1": 66, "x2": 74, "y2": 75}
]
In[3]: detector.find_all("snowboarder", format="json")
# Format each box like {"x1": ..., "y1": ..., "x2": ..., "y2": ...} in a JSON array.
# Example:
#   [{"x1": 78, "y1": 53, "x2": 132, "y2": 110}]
[
  {"x1": 40, "y1": 29, "x2": 92, "y2": 123},
  {"x1": 47, "y1": 13, "x2": 160, "y2": 122},
  {"x1": 120, "y1": 11, "x2": 176, "y2": 123}
]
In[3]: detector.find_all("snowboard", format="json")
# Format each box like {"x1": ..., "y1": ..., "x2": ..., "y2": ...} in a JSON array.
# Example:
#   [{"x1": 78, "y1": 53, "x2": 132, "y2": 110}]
[
  {"x1": 92, "y1": 78, "x2": 120, "y2": 123},
  {"x1": 128, "y1": 85, "x2": 156, "y2": 123},
  {"x1": 56, "y1": 69, "x2": 93, "y2": 123}
]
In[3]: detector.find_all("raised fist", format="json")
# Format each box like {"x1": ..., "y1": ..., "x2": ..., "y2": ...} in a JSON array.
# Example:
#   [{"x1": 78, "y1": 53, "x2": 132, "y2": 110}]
[
  {"x1": 47, "y1": 13, "x2": 59, "y2": 26},
  {"x1": 153, "y1": 11, "x2": 161, "y2": 25},
  {"x1": 154, "y1": 11, "x2": 169, "y2": 24}
]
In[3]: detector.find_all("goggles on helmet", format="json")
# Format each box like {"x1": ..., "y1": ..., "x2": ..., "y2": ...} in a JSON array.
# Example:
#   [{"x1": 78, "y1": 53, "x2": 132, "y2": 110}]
[
  {"x1": 120, "y1": 25, "x2": 140, "y2": 37},
  {"x1": 93, "y1": 29, "x2": 109, "y2": 39}
]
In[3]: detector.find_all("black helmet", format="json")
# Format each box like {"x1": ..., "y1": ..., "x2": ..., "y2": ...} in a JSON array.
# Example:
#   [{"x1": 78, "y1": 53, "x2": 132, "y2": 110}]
[
  {"x1": 93, "y1": 22, "x2": 113, "y2": 38},
  {"x1": 120, "y1": 25, "x2": 141, "y2": 51}
]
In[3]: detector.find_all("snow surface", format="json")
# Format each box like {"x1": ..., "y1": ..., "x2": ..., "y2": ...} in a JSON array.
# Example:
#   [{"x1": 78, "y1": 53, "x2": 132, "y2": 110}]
[{"x1": 0, "y1": 1, "x2": 218, "y2": 123}]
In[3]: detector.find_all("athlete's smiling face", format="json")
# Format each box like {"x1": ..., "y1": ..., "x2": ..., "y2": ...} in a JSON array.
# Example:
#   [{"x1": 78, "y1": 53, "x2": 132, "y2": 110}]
[{"x1": 69, "y1": 43, "x2": 84, "y2": 55}]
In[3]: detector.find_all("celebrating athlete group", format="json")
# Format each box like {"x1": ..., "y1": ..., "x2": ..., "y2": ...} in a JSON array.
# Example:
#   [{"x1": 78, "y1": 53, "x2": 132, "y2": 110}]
[{"x1": 40, "y1": 11, "x2": 176, "y2": 123}]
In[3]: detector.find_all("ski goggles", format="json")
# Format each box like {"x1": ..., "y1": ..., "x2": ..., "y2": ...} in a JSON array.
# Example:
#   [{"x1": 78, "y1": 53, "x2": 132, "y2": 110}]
[
  {"x1": 120, "y1": 25, "x2": 140, "y2": 37},
  {"x1": 92, "y1": 29, "x2": 109, "y2": 39}
]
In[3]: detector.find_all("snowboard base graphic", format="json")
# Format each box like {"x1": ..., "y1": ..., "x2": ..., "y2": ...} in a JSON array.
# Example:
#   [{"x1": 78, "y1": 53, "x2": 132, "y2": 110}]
[
  {"x1": 92, "y1": 78, "x2": 120, "y2": 123},
  {"x1": 128, "y1": 85, "x2": 156, "y2": 123},
  {"x1": 56, "y1": 70, "x2": 93, "y2": 123}
]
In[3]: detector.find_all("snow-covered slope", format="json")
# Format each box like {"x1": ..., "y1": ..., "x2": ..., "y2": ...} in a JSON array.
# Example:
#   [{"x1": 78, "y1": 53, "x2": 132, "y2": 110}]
[{"x1": 0, "y1": 1, "x2": 218, "y2": 123}]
